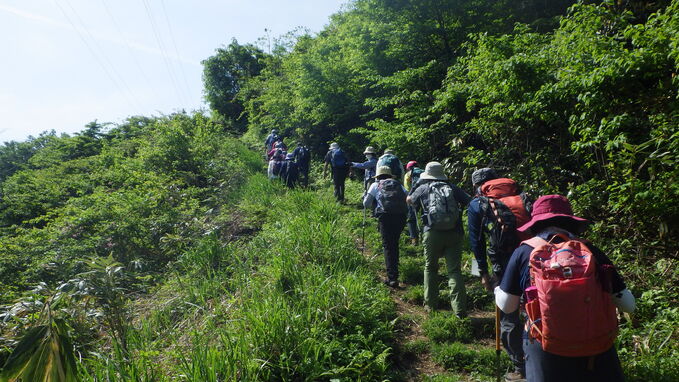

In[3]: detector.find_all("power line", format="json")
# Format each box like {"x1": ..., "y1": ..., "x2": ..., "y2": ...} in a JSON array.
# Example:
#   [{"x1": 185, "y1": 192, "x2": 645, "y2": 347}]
[
  {"x1": 140, "y1": 0, "x2": 186, "y2": 107},
  {"x1": 160, "y1": 0, "x2": 193, "y2": 100},
  {"x1": 100, "y1": 0, "x2": 160, "y2": 102},
  {"x1": 53, "y1": 0, "x2": 142, "y2": 116}
]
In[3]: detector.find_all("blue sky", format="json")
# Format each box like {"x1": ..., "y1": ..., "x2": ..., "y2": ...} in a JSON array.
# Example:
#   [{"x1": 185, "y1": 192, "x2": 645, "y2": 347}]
[{"x1": 0, "y1": 0, "x2": 347, "y2": 143}]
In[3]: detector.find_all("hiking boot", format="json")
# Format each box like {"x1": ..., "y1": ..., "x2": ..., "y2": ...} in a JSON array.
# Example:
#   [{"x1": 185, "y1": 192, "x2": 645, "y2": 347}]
[{"x1": 504, "y1": 371, "x2": 526, "y2": 382}]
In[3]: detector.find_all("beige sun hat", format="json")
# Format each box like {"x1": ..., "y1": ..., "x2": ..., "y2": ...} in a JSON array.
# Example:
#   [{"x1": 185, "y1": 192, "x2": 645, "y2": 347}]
[
  {"x1": 329, "y1": 142, "x2": 339, "y2": 150},
  {"x1": 383, "y1": 149, "x2": 395, "y2": 155},
  {"x1": 374, "y1": 165, "x2": 394, "y2": 178},
  {"x1": 419, "y1": 161, "x2": 448, "y2": 181},
  {"x1": 363, "y1": 146, "x2": 376, "y2": 154}
]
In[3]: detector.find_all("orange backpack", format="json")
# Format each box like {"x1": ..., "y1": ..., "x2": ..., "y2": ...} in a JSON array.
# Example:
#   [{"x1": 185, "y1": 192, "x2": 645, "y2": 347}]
[
  {"x1": 523, "y1": 235, "x2": 618, "y2": 357},
  {"x1": 480, "y1": 178, "x2": 531, "y2": 242}
]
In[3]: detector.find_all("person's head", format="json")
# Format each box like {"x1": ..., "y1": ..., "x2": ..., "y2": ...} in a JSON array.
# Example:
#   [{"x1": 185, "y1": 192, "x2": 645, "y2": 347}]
[
  {"x1": 363, "y1": 146, "x2": 376, "y2": 158},
  {"x1": 471, "y1": 168, "x2": 498, "y2": 188},
  {"x1": 275, "y1": 141, "x2": 284, "y2": 149},
  {"x1": 285, "y1": 153, "x2": 294, "y2": 161},
  {"x1": 383, "y1": 149, "x2": 395, "y2": 155},
  {"x1": 518, "y1": 195, "x2": 590, "y2": 236},
  {"x1": 271, "y1": 129, "x2": 278, "y2": 134},
  {"x1": 419, "y1": 162, "x2": 447, "y2": 181},
  {"x1": 330, "y1": 142, "x2": 339, "y2": 150},
  {"x1": 406, "y1": 161, "x2": 418, "y2": 171},
  {"x1": 374, "y1": 165, "x2": 394, "y2": 180}
]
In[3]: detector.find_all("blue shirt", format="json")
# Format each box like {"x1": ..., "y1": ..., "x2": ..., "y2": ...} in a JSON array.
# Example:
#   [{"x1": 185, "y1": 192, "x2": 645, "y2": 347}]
[{"x1": 352, "y1": 157, "x2": 377, "y2": 181}]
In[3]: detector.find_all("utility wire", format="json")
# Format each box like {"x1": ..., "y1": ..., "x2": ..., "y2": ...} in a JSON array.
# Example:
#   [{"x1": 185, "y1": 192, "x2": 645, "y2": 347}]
[
  {"x1": 53, "y1": 0, "x2": 142, "y2": 115},
  {"x1": 160, "y1": 0, "x2": 193, "y2": 100},
  {"x1": 62, "y1": 0, "x2": 144, "y2": 114},
  {"x1": 100, "y1": 0, "x2": 160, "y2": 102},
  {"x1": 140, "y1": 0, "x2": 186, "y2": 107}
]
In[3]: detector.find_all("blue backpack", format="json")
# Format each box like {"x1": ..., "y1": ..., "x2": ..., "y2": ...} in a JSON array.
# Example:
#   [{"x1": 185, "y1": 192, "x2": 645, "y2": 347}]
[
  {"x1": 378, "y1": 154, "x2": 403, "y2": 178},
  {"x1": 330, "y1": 149, "x2": 347, "y2": 168}
]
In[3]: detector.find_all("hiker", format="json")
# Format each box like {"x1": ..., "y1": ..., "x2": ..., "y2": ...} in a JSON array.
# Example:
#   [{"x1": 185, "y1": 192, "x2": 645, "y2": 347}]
[
  {"x1": 377, "y1": 149, "x2": 404, "y2": 180},
  {"x1": 496, "y1": 195, "x2": 635, "y2": 382},
  {"x1": 404, "y1": 161, "x2": 424, "y2": 245},
  {"x1": 292, "y1": 142, "x2": 311, "y2": 187},
  {"x1": 264, "y1": 129, "x2": 279, "y2": 151},
  {"x1": 323, "y1": 142, "x2": 350, "y2": 203},
  {"x1": 467, "y1": 168, "x2": 531, "y2": 381},
  {"x1": 267, "y1": 142, "x2": 285, "y2": 160},
  {"x1": 267, "y1": 154, "x2": 284, "y2": 180},
  {"x1": 363, "y1": 166, "x2": 408, "y2": 288},
  {"x1": 280, "y1": 153, "x2": 299, "y2": 189},
  {"x1": 351, "y1": 146, "x2": 378, "y2": 192},
  {"x1": 407, "y1": 162, "x2": 471, "y2": 317}
]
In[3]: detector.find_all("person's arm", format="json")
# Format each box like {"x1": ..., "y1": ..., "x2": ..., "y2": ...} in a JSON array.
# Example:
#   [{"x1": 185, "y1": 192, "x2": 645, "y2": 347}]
[
  {"x1": 453, "y1": 185, "x2": 472, "y2": 206},
  {"x1": 404, "y1": 171, "x2": 412, "y2": 192},
  {"x1": 495, "y1": 245, "x2": 530, "y2": 313},
  {"x1": 467, "y1": 199, "x2": 490, "y2": 278},
  {"x1": 591, "y1": 246, "x2": 636, "y2": 313},
  {"x1": 363, "y1": 183, "x2": 377, "y2": 209},
  {"x1": 323, "y1": 151, "x2": 331, "y2": 178},
  {"x1": 352, "y1": 160, "x2": 371, "y2": 169}
]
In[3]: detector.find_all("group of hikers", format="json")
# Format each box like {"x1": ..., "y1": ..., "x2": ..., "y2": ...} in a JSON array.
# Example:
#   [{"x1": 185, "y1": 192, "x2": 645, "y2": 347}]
[
  {"x1": 267, "y1": 135, "x2": 636, "y2": 381},
  {"x1": 264, "y1": 129, "x2": 311, "y2": 188},
  {"x1": 336, "y1": 142, "x2": 637, "y2": 382}
]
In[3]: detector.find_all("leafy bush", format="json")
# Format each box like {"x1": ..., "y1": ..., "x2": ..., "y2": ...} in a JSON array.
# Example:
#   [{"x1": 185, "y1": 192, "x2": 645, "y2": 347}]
[
  {"x1": 423, "y1": 313, "x2": 474, "y2": 343},
  {"x1": 432, "y1": 342, "x2": 511, "y2": 376}
]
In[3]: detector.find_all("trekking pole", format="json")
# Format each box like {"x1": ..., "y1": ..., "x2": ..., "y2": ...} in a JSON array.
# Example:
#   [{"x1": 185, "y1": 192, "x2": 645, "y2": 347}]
[
  {"x1": 495, "y1": 305, "x2": 502, "y2": 382},
  {"x1": 361, "y1": 205, "x2": 367, "y2": 256}
]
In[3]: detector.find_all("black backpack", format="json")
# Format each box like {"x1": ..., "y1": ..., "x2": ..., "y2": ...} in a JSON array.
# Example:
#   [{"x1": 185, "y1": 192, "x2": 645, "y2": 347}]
[
  {"x1": 296, "y1": 146, "x2": 310, "y2": 164},
  {"x1": 375, "y1": 179, "x2": 408, "y2": 215}
]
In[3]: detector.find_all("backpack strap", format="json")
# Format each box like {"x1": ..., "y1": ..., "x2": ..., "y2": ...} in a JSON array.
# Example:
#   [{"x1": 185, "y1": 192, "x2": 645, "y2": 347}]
[{"x1": 522, "y1": 236, "x2": 548, "y2": 248}]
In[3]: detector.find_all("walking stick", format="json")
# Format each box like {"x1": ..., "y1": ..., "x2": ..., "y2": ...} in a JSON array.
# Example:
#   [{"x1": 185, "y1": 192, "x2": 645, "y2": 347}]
[
  {"x1": 361, "y1": 205, "x2": 367, "y2": 256},
  {"x1": 495, "y1": 305, "x2": 502, "y2": 382}
]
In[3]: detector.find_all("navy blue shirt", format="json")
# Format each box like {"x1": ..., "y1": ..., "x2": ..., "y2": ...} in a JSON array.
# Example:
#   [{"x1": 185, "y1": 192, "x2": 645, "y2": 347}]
[{"x1": 500, "y1": 233, "x2": 626, "y2": 298}]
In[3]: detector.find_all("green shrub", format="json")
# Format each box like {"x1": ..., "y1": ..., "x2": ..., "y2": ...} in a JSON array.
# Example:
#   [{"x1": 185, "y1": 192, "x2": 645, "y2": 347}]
[
  {"x1": 400, "y1": 256, "x2": 424, "y2": 285},
  {"x1": 431, "y1": 342, "x2": 511, "y2": 376},
  {"x1": 403, "y1": 285, "x2": 424, "y2": 305},
  {"x1": 423, "y1": 313, "x2": 474, "y2": 343}
]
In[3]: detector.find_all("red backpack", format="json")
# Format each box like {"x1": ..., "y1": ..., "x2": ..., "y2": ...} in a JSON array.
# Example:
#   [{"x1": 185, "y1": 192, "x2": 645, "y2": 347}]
[
  {"x1": 480, "y1": 178, "x2": 531, "y2": 241},
  {"x1": 523, "y1": 235, "x2": 618, "y2": 357}
]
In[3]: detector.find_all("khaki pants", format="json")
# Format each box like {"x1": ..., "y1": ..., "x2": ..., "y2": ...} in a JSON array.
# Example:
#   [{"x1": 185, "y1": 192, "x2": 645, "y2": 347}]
[{"x1": 423, "y1": 229, "x2": 466, "y2": 316}]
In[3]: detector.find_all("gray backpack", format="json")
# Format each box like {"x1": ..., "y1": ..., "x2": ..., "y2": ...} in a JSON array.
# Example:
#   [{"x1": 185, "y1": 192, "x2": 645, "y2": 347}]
[{"x1": 423, "y1": 181, "x2": 459, "y2": 230}]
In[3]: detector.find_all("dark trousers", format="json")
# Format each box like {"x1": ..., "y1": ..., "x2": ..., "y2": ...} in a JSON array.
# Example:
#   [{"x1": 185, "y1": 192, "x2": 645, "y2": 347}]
[
  {"x1": 378, "y1": 213, "x2": 407, "y2": 282},
  {"x1": 299, "y1": 164, "x2": 309, "y2": 187},
  {"x1": 407, "y1": 205, "x2": 418, "y2": 240},
  {"x1": 524, "y1": 341, "x2": 624, "y2": 382},
  {"x1": 501, "y1": 309, "x2": 525, "y2": 374},
  {"x1": 331, "y1": 166, "x2": 348, "y2": 202}
]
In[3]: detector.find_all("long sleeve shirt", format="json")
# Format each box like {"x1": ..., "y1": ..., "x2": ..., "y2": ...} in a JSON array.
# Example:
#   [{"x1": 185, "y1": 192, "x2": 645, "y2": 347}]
[{"x1": 352, "y1": 157, "x2": 377, "y2": 181}]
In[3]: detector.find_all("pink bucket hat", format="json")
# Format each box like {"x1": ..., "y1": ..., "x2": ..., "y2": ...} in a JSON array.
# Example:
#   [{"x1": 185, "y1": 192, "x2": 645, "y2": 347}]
[{"x1": 517, "y1": 194, "x2": 589, "y2": 233}]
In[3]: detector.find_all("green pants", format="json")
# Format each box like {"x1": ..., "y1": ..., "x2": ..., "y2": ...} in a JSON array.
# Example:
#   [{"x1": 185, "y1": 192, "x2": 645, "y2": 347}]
[{"x1": 423, "y1": 229, "x2": 467, "y2": 316}]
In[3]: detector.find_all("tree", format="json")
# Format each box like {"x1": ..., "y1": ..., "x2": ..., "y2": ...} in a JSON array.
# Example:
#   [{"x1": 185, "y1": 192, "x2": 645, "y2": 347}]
[{"x1": 202, "y1": 40, "x2": 267, "y2": 132}]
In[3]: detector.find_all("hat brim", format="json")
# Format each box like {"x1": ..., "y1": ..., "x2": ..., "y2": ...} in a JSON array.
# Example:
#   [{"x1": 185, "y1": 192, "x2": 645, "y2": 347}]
[
  {"x1": 363, "y1": 151, "x2": 375, "y2": 154},
  {"x1": 517, "y1": 213, "x2": 589, "y2": 233},
  {"x1": 420, "y1": 174, "x2": 447, "y2": 181}
]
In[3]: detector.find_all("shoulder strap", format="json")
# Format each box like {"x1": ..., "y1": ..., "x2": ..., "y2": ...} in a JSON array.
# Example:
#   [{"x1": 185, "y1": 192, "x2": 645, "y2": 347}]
[{"x1": 522, "y1": 236, "x2": 548, "y2": 248}]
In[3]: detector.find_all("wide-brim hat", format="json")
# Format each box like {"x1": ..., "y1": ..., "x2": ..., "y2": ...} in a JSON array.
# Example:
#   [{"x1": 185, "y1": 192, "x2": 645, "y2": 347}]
[
  {"x1": 518, "y1": 194, "x2": 589, "y2": 233},
  {"x1": 374, "y1": 165, "x2": 393, "y2": 178},
  {"x1": 285, "y1": 153, "x2": 294, "y2": 160},
  {"x1": 419, "y1": 161, "x2": 447, "y2": 181},
  {"x1": 406, "y1": 160, "x2": 418, "y2": 171},
  {"x1": 363, "y1": 146, "x2": 376, "y2": 154},
  {"x1": 383, "y1": 149, "x2": 395, "y2": 155},
  {"x1": 330, "y1": 142, "x2": 339, "y2": 150}
]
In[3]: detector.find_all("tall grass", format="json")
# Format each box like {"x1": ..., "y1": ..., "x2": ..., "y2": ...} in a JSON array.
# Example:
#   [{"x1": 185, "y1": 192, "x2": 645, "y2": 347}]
[{"x1": 80, "y1": 173, "x2": 396, "y2": 380}]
